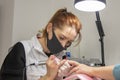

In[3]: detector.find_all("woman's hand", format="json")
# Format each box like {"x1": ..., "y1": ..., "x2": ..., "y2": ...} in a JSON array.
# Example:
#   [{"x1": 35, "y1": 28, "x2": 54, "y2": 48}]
[{"x1": 44, "y1": 55, "x2": 66, "y2": 80}]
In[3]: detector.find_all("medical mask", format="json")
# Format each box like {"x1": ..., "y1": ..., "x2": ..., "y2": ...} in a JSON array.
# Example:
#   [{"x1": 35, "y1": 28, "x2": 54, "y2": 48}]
[{"x1": 47, "y1": 31, "x2": 65, "y2": 54}]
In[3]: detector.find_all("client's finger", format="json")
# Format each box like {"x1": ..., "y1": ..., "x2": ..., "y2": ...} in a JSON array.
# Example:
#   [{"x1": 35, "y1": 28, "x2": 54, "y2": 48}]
[{"x1": 67, "y1": 66, "x2": 80, "y2": 76}]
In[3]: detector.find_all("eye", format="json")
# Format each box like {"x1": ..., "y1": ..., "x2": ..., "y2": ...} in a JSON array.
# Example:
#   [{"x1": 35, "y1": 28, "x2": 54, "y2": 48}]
[
  {"x1": 66, "y1": 41, "x2": 72, "y2": 47},
  {"x1": 59, "y1": 36, "x2": 65, "y2": 40}
]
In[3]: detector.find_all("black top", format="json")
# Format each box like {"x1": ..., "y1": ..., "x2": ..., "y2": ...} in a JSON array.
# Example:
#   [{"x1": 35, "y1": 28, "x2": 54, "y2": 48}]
[{"x1": 0, "y1": 42, "x2": 26, "y2": 80}]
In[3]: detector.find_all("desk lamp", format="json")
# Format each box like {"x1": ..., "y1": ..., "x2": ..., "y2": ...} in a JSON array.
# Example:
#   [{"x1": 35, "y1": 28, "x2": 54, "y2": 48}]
[{"x1": 74, "y1": 0, "x2": 106, "y2": 66}]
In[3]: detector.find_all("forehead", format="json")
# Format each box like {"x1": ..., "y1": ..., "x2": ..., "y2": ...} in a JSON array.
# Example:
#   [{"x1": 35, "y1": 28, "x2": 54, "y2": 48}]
[{"x1": 56, "y1": 26, "x2": 77, "y2": 40}]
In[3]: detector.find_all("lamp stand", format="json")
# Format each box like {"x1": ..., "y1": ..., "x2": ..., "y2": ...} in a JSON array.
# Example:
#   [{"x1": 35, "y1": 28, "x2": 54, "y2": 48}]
[{"x1": 95, "y1": 11, "x2": 105, "y2": 66}]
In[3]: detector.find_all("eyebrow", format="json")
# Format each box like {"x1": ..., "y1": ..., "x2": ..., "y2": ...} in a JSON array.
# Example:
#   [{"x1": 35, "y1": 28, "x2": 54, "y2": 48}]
[{"x1": 61, "y1": 33, "x2": 74, "y2": 42}]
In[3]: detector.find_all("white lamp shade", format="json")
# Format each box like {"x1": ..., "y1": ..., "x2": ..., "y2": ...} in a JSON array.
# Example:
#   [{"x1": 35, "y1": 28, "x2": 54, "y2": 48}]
[{"x1": 74, "y1": 0, "x2": 106, "y2": 12}]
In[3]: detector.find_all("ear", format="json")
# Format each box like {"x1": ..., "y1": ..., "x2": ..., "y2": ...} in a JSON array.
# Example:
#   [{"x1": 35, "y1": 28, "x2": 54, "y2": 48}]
[
  {"x1": 47, "y1": 23, "x2": 53, "y2": 39},
  {"x1": 47, "y1": 23, "x2": 53, "y2": 32}
]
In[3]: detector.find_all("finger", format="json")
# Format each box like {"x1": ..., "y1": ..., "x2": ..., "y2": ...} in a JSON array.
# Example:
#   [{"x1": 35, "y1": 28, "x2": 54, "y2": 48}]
[
  {"x1": 67, "y1": 66, "x2": 79, "y2": 76},
  {"x1": 54, "y1": 57, "x2": 61, "y2": 65},
  {"x1": 67, "y1": 60, "x2": 78, "y2": 67},
  {"x1": 47, "y1": 55, "x2": 57, "y2": 66},
  {"x1": 49, "y1": 55, "x2": 56, "y2": 60},
  {"x1": 47, "y1": 55, "x2": 54, "y2": 63},
  {"x1": 58, "y1": 59, "x2": 66, "y2": 68}
]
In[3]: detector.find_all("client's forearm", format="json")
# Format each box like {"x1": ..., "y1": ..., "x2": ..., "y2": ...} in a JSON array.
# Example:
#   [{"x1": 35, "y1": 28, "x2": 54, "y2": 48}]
[{"x1": 91, "y1": 65, "x2": 115, "y2": 80}]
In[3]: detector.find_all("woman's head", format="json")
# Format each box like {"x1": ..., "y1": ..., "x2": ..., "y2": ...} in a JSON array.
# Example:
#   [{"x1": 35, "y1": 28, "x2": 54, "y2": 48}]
[{"x1": 41, "y1": 8, "x2": 82, "y2": 53}]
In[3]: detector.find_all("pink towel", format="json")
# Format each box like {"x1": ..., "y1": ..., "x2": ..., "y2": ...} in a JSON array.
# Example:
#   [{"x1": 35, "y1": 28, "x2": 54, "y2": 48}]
[{"x1": 63, "y1": 74, "x2": 93, "y2": 80}]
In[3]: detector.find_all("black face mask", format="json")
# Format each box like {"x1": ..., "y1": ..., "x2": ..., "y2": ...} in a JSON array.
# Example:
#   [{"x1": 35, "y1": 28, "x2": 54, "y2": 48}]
[{"x1": 47, "y1": 31, "x2": 66, "y2": 54}]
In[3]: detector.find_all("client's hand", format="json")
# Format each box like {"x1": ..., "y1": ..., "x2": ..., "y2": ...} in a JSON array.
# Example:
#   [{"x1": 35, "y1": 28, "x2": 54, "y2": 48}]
[{"x1": 67, "y1": 60, "x2": 93, "y2": 77}]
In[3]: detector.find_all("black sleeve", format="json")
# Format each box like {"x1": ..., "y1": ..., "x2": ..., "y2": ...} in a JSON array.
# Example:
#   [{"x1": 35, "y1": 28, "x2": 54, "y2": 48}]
[{"x1": 0, "y1": 42, "x2": 26, "y2": 80}]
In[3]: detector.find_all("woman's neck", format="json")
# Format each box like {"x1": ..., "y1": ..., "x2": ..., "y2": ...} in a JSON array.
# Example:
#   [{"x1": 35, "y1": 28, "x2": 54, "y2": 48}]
[{"x1": 38, "y1": 37, "x2": 50, "y2": 54}]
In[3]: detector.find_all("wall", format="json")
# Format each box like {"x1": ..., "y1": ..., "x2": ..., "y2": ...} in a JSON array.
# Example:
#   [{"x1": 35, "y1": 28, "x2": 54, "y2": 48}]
[
  {"x1": 0, "y1": 0, "x2": 120, "y2": 67},
  {"x1": 103, "y1": 0, "x2": 120, "y2": 65},
  {"x1": 0, "y1": 0, "x2": 14, "y2": 67}
]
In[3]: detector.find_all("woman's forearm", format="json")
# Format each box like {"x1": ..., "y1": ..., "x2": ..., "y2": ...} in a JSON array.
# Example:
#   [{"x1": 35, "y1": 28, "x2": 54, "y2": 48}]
[{"x1": 39, "y1": 75, "x2": 54, "y2": 80}]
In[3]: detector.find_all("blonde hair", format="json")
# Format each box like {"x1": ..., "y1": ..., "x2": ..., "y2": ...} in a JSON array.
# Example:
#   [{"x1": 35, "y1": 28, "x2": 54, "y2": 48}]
[{"x1": 39, "y1": 8, "x2": 82, "y2": 45}]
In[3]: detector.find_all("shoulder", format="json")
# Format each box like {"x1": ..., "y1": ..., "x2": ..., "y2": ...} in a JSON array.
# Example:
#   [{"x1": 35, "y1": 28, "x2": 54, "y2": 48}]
[
  {"x1": 11, "y1": 42, "x2": 24, "y2": 51},
  {"x1": 113, "y1": 64, "x2": 120, "y2": 80},
  {"x1": 8, "y1": 42, "x2": 25, "y2": 57},
  {"x1": 3, "y1": 42, "x2": 26, "y2": 63}
]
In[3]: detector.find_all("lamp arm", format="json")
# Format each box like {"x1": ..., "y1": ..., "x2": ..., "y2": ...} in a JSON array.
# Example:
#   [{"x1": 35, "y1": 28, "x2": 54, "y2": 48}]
[
  {"x1": 95, "y1": 11, "x2": 105, "y2": 38},
  {"x1": 95, "y1": 11, "x2": 105, "y2": 66}
]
